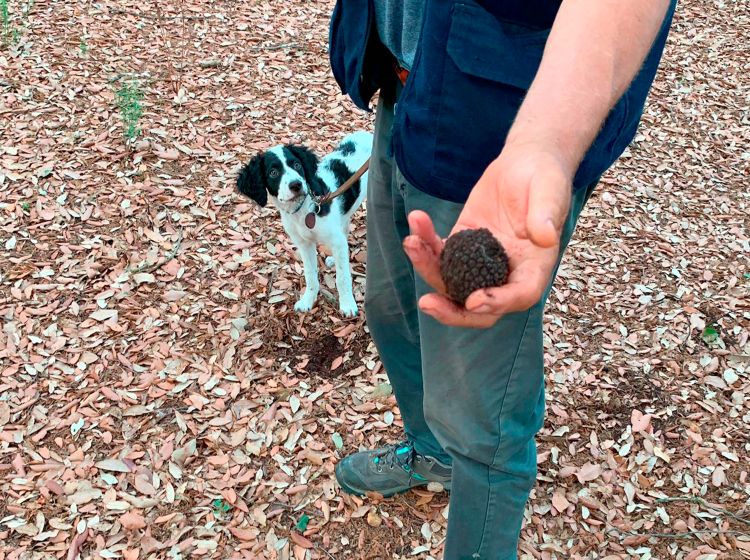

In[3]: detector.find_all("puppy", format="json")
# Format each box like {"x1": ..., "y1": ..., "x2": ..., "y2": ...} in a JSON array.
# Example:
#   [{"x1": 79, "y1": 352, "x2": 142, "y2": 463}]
[{"x1": 236, "y1": 131, "x2": 372, "y2": 317}]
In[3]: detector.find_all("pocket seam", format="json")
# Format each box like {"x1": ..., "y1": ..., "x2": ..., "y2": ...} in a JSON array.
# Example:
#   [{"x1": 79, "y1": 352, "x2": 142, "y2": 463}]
[{"x1": 446, "y1": 2, "x2": 549, "y2": 89}]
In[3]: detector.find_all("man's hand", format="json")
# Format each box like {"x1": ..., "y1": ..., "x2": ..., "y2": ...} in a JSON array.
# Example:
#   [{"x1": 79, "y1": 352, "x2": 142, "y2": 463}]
[
  {"x1": 403, "y1": 0, "x2": 671, "y2": 329},
  {"x1": 403, "y1": 142, "x2": 572, "y2": 328}
]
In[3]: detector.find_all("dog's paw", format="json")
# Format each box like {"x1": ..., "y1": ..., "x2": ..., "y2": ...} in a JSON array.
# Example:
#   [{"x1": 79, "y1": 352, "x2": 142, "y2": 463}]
[
  {"x1": 294, "y1": 296, "x2": 315, "y2": 313},
  {"x1": 325, "y1": 256, "x2": 336, "y2": 268},
  {"x1": 339, "y1": 297, "x2": 358, "y2": 318}
]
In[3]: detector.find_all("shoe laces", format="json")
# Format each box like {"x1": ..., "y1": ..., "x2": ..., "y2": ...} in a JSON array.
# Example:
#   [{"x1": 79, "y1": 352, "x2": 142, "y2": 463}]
[{"x1": 373, "y1": 441, "x2": 416, "y2": 471}]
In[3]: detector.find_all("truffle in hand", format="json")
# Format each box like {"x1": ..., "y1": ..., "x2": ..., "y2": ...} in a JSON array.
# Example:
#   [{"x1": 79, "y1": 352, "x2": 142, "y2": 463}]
[{"x1": 439, "y1": 228, "x2": 509, "y2": 306}]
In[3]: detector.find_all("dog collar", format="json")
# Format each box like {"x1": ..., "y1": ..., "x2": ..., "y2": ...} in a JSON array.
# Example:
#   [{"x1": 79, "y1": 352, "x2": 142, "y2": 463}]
[
  {"x1": 289, "y1": 195, "x2": 307, "y2": 215},
  {"x1": 288, "y1": 195, "x2": 317, "y2": 229}
]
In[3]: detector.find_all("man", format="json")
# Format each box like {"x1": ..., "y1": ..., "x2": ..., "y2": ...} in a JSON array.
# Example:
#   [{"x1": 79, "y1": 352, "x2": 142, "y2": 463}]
[{"x1": 328, "y1": 1, "x2": 676, "y2": 558}]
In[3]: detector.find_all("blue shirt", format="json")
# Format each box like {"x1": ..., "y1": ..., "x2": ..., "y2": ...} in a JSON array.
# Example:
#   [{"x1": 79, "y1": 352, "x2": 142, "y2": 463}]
[{"x1": 329, "y1": 0, "x2": 677, "y2": 203}]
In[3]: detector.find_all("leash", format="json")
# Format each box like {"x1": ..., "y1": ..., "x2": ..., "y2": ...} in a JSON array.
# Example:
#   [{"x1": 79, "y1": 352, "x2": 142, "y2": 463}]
[{"x1": 305, "y1": 157, "x2": 370, "y2": 229}]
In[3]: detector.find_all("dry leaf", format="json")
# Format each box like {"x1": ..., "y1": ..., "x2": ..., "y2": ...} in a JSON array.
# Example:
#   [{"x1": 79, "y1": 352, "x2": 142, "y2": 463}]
[
  {"x1": 552, "y1": 489, "x2": 570, "y2": 513},
  {"x1": 575, "y1": 463, "x2": 602, "y2": 484},
  {"x1": 289, "y1": 532, "x2": 313, "y2": 549},
  {"x1": 95, "y1": 459, "x2": 131, "y2": 473},
  {"x1": 119, "y1": 511, "x2": 146, "y2": 531}
]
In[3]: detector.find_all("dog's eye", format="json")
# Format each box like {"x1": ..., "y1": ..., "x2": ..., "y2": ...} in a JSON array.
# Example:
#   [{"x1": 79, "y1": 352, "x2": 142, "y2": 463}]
[
  {"x1": 269, "y1": 169, "x2": 279, "y2": 178},
  {"x1": 293, "y1": 162, "x2": 302, "y2": 170}
]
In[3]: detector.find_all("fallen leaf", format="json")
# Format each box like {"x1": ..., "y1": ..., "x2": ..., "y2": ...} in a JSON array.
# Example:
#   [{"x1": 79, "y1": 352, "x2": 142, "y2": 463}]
[
  {"x1": 0, "y1": 402, "x2": 10, "y2": 425},
  {"x1": 119, "y1": 511, "x2": 146, "y2": 531},
  {"x1": 630, "y1": 409, "x2": 652, "y2": 432},
  {"x1": 552, "y1": 489, "x2": 570, "y2": 513},
  {"x1": 95, "y1": 459, "x2": 131, "y2": 473},
  {"x1": 153, "y1": 148, "x2": 180, "y2": 160},
  {"x1": 575, "y1": 463, "x2": 602, "y2": 484},
  {"x1": 90, "y1": 309, "x2": 118, "y2": 322},
  {"x1": 289, "y1": 532, "x2": 313, "y2": 549},
  {"x1": 133, "y1": 476, "x2": 157, "y2": 496},
  {"x1": 229, "y1": 527, "x2": 258, "y2": 541},
  {"x1": 132, "y1": 273, "x2": 156, "y2": 284},
  {"x1": 67, "y1": 481, "x2": 102, "y2": 505}
]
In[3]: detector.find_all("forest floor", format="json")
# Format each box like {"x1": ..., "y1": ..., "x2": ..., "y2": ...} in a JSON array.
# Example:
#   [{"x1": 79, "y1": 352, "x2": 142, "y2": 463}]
[{"x1": 1, "y1": 0, "x2": 749, "y2": 559}]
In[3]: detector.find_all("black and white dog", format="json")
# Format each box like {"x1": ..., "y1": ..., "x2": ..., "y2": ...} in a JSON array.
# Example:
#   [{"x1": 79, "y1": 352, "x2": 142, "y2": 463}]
[{"x1": 236, "y1": 131, "x2": 372, "y2": 317}]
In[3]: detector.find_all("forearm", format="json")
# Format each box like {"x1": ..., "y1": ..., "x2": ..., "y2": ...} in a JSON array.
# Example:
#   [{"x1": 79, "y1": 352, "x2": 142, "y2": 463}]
[{"x1": 506, "y1": 0, "x2": 671, "y2": 177}]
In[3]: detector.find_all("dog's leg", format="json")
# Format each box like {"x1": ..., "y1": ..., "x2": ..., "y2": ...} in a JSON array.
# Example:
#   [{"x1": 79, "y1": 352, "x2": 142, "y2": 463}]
[
  {"x1": 294, "y1": 242, "x2": 319, "y2": 313},
  {"x1": 330, "y1": 237, "x2": 357, "y2": 317}
]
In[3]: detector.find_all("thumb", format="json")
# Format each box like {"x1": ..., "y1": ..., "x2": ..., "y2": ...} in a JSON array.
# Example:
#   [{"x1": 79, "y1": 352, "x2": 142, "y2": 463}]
[{"x1": 526, "y1": 165, "x2": 571, "y2": 248}]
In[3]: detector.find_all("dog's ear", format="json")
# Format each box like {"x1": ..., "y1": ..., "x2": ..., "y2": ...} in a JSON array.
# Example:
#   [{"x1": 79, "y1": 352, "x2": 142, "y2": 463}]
[
  {"x1": 286, "y1": 144, "x2": 318, "y2": 180},
  {"x1": 237, "y1": 153, "x2": 267, "y2": 207}
]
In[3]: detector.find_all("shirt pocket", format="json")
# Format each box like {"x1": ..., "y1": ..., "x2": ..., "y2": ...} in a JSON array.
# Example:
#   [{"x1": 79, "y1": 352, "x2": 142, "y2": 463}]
[
  {"x1": 430, "y1": 1, "x2": 550, "y2": 184},
  {"x1": 431, "y1": 1, "x2": 630, "y2": 192}
]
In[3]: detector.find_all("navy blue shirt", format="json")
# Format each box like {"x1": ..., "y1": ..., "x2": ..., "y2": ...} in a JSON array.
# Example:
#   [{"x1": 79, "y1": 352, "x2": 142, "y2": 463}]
[{"x1": 329, "y1": 0, "x2": 677, "y2": 203}]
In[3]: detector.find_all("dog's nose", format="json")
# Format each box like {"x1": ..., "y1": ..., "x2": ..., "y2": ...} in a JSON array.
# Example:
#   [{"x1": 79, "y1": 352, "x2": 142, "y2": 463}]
[{"x1": 290, "y1": 181, "x2": 302, "y2": 192}]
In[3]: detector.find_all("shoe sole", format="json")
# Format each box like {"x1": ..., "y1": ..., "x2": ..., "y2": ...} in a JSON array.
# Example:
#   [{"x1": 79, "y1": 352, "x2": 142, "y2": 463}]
[{"x1": 334, "y1": 464, "x2": 451, "y2": 498}]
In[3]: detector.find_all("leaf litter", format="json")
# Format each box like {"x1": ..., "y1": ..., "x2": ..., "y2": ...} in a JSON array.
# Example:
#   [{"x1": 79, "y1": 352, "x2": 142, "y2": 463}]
[{"x1": 0, "y1": 0, "x2": 748, "y2": 559}]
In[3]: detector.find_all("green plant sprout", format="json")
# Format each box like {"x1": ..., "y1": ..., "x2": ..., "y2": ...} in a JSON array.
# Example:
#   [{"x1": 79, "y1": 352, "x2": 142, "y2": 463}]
[
  {"x1": 1, "y1": 0, "x2": 10, "y2": 43},
  {"x1": 115, "y1": 81, "x2": 145, "y2": 142}
]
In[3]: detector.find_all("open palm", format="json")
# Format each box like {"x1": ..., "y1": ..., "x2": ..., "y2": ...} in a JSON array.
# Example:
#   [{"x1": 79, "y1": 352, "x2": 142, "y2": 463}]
[{"x1": 403, "y1": 146, "x2": 572, "y2": 328}]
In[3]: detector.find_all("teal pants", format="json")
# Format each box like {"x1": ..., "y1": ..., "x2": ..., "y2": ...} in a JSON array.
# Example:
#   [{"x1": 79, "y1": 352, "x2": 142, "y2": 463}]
[{"x1": 364, "y1": 95, "x2": 596, "y2": 559}]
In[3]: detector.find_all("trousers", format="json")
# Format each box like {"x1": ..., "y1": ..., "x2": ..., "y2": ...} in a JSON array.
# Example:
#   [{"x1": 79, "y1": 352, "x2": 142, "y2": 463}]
[{"x1": 364, "y1": 93, "x2": 597, "y2": 559}]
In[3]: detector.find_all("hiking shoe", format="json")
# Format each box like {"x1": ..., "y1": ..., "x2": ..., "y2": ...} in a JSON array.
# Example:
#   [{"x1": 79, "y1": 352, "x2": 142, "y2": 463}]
[{"x1": 335, "y1": 441, "x2": 451, "y2": 497}]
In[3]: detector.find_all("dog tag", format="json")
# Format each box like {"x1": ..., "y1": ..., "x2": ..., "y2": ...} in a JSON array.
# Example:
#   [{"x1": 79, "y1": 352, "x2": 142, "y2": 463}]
[{"x1": 305, "y1": 212, "x2": 316, "y2": 229}]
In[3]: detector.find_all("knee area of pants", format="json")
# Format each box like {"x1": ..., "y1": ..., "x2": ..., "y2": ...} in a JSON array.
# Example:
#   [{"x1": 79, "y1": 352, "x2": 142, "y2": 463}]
[
  {"x1": 423, "y1": 403, "x2": 538, "y2": 481},
  {"x1": 422, "y1": 402, "x2": 495, "y2": 466}
]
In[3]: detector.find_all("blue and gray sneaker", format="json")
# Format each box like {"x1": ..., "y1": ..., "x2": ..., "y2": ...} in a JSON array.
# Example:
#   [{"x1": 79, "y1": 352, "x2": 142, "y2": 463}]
[{"x1": 335, "y1": 441, "x2": 452, "y2": 497}]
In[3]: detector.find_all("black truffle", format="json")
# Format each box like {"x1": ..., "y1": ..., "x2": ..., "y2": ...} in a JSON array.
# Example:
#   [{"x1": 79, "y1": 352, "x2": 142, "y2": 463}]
[{"x1": 439, "y1": 228, "x2": 509, "y2": 306}]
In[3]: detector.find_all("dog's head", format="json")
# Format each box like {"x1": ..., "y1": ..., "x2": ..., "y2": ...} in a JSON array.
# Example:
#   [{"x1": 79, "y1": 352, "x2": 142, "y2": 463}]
[{"x1": 237, "y1": 144, "x2": 318, "y2": 211}]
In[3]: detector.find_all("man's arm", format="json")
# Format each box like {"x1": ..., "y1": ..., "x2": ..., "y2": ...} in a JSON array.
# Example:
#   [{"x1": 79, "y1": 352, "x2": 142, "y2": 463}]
[
  {"x1": 507, "y1": 0, "x2": 671, "y2": 244},
  {"x1": 404, "y1": 0, "x2": 673, "y2": 328}
]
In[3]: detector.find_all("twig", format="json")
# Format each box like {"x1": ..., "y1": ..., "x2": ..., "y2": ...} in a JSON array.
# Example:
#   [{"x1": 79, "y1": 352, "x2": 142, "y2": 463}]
[
  {"x1": 198, "y1": 59, "x2": 222, "y2": 68},
  {"x1": 180, "y1": 0, "x2": 188, "y2": 89},
  {"x1": 104, "y1": 6, "x2": 217, "y2": 21},
  {"x1": 154, "y1": 2, "x2": 173, "y2": 87},
  {"x1": 314, "y1": 544, "x2": 337, "y2": 560},
  {"x1": 247, "y1": 42, "x2": 302, "y2": 52},
  {"x1": 655, "y1": 496, "x2": 750, "y2": 526},
  {"x1": 129, "y1": 229, "x2": 184, "y2": 274},
  {"x1": 0, "y1": 107, "x2": 57, "y2": 116},
  {"x1": 607, "y1": 527, "x2": 749, "y2": 540},
  {"x1": 607, "y1": 496, "x2": 750, "y2": 542},
  {"x1": 106, "y1": 71, "x2": 171, "y2": 85}
]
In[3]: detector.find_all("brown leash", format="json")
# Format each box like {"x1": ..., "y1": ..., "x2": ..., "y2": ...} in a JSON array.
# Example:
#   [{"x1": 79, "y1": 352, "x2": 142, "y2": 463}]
[{"x1": 305, "y1": 157, "x2": 370, "y2": 229}]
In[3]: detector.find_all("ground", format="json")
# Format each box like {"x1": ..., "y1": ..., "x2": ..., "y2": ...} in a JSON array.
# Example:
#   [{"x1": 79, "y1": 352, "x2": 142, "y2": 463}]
[{"x1": 0, "y1": 0, "x2": 749, "y2": 559}]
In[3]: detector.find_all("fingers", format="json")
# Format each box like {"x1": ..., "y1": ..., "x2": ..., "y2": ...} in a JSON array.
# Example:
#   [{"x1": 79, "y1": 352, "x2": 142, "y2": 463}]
[
  {"x1": 403, "y1": 235, "x2": 446, "y2": 293},
  {"x1": 526, "y1": 165, "x2": 571, "y2": 248},
  {"x1": 464, "y1": 257, "x2": 551, "y2": 315},
  {"x1": 419, "y1": 257, "x2": 552, "y2": 328},
  {"x1": 420, "y1": 278, "x2": 542, "y2": 329},
  {"x1": 403, "y1": 210, "x2": 447, "y2": 293},
  {"x1": 407, "y1": 210, "x2": 444, "y2": 255},
  {"x1": 418, "y1": 293, "x2": 498, "y2": 329},
  {"x1": 463, "y1": 280, "x2": 541, "y2": 316}
]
